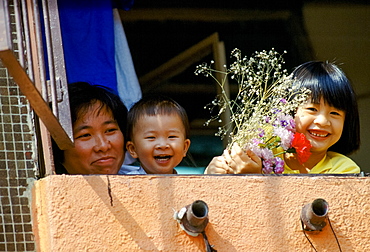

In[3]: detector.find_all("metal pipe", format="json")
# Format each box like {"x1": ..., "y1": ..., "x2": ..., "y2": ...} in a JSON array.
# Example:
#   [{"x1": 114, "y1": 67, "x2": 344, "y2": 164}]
[
  {"x1": 30, "y1": 0, "x2": 48, "y2": 99},
  {"x1": 186, "y1": 200, "x2": 209, "y2": 228},
  {"x1": 175, "y1": 200, "x2": 209, "y2": 236},
  {"x1": 20, "y1": 0, "x2": 34, "y2": 82},
  {"x1": 301, "y1": 198, "x2": 329, "y2": 232},
  {"x1": 41, "y1": 0, "x2": 58, "y2": 115}
]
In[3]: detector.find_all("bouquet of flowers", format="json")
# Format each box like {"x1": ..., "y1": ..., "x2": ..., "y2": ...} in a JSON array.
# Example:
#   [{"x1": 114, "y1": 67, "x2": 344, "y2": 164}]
[{"x1": 195, "y1": 48, "x2": 312, "y2": 174}]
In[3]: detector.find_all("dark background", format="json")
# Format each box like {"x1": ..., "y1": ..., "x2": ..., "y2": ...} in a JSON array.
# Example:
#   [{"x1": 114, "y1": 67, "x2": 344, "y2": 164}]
[{"x1": 120, "y1": 0, "x2": 369, "y2": 167}]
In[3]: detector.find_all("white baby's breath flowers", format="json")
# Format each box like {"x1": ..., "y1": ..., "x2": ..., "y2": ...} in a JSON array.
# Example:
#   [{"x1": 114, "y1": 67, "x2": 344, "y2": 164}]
[{"x1": 195, "y1": 48, "x2": 311, "y2": 151}]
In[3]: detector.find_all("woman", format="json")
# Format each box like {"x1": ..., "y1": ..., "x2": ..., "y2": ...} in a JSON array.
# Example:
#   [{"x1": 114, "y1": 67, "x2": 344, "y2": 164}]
[{"x1": 53, "y1": 82, "x2": 128, "y2": 174}]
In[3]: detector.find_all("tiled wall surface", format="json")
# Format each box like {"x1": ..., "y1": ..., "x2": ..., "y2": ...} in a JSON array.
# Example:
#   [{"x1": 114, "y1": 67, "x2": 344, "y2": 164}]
[
  {"x1": 0, "y1": 2, "x2": 37, "y2": 251},
  {"x1": 0, "y1": 64, "x2": 36, "y2": 252}
]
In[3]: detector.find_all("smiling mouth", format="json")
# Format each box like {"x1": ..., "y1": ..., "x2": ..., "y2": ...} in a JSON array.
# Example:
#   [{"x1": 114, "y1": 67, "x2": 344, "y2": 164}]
[
  {"x1": 309, "y1": 131, "x2": 329, "y2": 137},
  {"x1": 154, "y1": 155, "x2": 172, "y2": 161}
]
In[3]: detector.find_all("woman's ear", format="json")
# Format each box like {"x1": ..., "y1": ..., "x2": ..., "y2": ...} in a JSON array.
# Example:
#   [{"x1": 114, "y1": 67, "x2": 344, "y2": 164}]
[
  {"x1": 183, "y1": 139, "x2": 191, "y2": 157},
  {"x1": 126, "y1": 141, "x2": 138, "y2": 159}
]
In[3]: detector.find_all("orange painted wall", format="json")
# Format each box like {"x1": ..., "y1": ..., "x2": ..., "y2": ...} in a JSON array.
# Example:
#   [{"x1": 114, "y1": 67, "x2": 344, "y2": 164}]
[{"x1": 32, "y1": 175, "x2": 370, "y2": 251}]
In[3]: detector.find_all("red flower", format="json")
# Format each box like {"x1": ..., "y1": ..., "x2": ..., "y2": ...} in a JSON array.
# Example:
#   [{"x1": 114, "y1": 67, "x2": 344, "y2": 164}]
[{"x1": 291, "y1": 133, "x2": 312, "y2": 164}]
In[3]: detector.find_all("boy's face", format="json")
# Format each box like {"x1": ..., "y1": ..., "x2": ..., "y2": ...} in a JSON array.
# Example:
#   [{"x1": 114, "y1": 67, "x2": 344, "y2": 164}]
[
  {"x1": 63, "y1": 102, "x2": 125, "y2": 174},
  {"x1": 126, "y1": 114, "x2": 191, "y2": 174},
  {"x1": 294, "y1": 97, "x2": 345, "y2": 156}
]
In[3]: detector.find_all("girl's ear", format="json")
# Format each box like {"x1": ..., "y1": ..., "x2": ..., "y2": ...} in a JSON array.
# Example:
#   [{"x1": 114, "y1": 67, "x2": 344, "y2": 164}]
[
  {"x1": 183, "y1": 139, "x2": 191, "y2": 157},
  {"x1": 126, "y1": 141, "x2": 139, "y2": 159}
]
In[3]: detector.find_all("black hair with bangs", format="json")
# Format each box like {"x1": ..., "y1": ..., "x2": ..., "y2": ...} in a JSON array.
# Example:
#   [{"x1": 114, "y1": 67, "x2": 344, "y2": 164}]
[
  {"x1": 67, "y1": 82, "x2": 127, "y2": 135},
  {"x1": 292, "y1": 61, "x2": 360, "y2": 155}
]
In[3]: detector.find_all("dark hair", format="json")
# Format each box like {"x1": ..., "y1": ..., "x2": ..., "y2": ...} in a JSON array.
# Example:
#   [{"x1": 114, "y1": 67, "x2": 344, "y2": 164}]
[
  {"x1": 127, "y1": 95, "x2": 190, "y2": 141},
  {"x1": 53, "y1": 82, "x2": 128, "y2": 173},
  {"x1": 292, "y1": 61, "x2": 360, "y2": 155}
]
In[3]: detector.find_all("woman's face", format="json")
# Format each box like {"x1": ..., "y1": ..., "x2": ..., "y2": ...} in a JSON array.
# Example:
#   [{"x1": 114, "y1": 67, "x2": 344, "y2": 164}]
[{"x1": 63, "y1": 102, "x2": 125, "y2": 174}]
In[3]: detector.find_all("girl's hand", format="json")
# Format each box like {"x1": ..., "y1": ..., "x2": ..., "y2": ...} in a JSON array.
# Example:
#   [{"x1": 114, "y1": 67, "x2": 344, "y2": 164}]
[
  {"x1": 204, "y1": 154, "x2": 234, "y2": 174},
  {"x1": 224, "y1": 143, "x2": 262, "y2": 174}
]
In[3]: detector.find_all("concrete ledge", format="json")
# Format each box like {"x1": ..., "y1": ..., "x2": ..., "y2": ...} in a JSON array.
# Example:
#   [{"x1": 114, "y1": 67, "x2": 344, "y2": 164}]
[{"x1": 32, "y1": 175, "x2": 370, "y2": 251}]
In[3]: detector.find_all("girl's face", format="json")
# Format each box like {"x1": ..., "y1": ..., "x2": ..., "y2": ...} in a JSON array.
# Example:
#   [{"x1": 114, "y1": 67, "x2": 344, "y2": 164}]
[
  {"x1": 126, "y1": 114, "x2": 190, "y2": 174},
  {"x1": 295, "y1": 97, "x2": 345, "y2": 156},
  {"x1": 63, "y1": 102, "x2": 125, "y2": 174}
]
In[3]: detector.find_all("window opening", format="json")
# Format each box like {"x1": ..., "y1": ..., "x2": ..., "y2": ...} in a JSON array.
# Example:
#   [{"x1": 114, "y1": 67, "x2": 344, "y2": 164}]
[{"x1": 139, "y1": 32, "x2": 231, "y2": 148}]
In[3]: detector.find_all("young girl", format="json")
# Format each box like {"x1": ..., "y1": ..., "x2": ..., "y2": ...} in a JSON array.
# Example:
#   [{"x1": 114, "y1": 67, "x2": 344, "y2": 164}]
[
  {"x1": 205, "y1": 61, "x2": 361, "y2": 174},
  {"x1": 124, "y1": 96, "x2": 191, "y2": 174}
]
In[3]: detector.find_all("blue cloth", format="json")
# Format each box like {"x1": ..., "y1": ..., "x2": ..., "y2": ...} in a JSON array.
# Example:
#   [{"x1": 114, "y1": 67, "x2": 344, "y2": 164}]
[
  {"x1": 57, "y1": 1, "x2": 142, "y2": 166},
  {"x1": 113, "y1": 8, "x2": 141, "y2": 165},
  {"x1": 58, "y1": 0, "x2": 134, "y2": 93},
  {"x1": 113, "y1": 8, "x2": 141, "y2": 110},
  {"x1": 118, "y1": 165, "x2": 146, "y2": 175}
]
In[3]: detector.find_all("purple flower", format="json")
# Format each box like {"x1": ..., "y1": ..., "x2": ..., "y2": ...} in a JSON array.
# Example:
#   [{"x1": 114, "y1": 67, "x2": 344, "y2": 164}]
[
  {"x1": 262, "y1": 160, "x2": 273, "y2": 174},
  {"x1": 280, "y1": 120, "x2": 289, "y2": 127},
  {"x1": 251, "y1": 138, "x2": 263, "y2": 146},
  {"x1": 273, "y1": 127, "x2": 294, "y2": 150},
  {"x1": 274, "y1": 157, "x2": 285, "y2": 174},
  {"x1": 260, "y1": 148, "x2": 274, "y2": 161},
  {"x1": 276, "y1": 113, "x2": 295, "y2": 131},
  {"x1": 247, "y1": 143, "x2": 262, "y2": 157},
  {"x1": 247, "y1": 112, "x2": 303, "y2": 174},
  {"x1": 258, "y1": 128, "x2": 265, "y2": 138},
  {"x1": 272, "y1": 108, "x2": 282, "y2": 114}
]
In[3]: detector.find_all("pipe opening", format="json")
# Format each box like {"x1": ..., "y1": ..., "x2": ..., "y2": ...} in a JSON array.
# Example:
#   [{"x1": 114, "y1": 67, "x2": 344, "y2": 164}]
[
  {"x1": 312, "y1": 198, "x2": 328, "y2": 217},
  {"x1": 191, "y1": 200, "x2": 208, "y2": 218}
]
